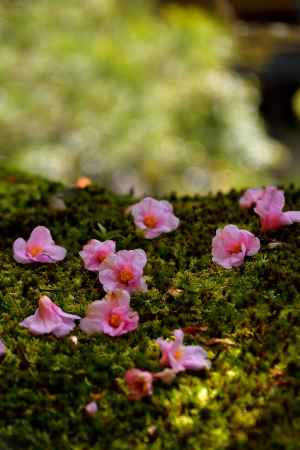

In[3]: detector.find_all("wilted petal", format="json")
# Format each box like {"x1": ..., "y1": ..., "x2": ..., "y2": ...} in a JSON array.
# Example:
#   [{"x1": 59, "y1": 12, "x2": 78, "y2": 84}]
[
  {"x1": 153, "y1": 369, "x2": 177, "y2": 384},
  {"x1": 0, "y1": 340, "x2": 6, "y2": 357},
  {"x1": 125, "y1": 369, "x2": 153, "y2": 400},
  {"x1": 239, "y1": 188, "x2": 264, "y2": 208},
  {"x1": 157, "y1": 329, "x2": 211, "y2": 373},
  {"x1": 85, "y1": 401, "x2": 98, "y2": 416}
]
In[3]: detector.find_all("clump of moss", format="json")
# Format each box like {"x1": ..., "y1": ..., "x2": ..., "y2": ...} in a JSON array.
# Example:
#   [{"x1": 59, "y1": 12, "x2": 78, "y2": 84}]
[{"x1": 1, "y1": 169, "x2": 300, "y2": 450}]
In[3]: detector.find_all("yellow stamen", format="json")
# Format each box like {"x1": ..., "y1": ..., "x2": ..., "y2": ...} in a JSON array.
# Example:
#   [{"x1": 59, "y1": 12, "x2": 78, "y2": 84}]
[
  {"x1": 119, "y1": 269, "x2": 134, "y2": 284},
  {"x1": 28, "y1": 245, "x2": 43, "y2": 257},
  {"x1": 174, "y1": 349, "x2": 183, "y2": 360}
]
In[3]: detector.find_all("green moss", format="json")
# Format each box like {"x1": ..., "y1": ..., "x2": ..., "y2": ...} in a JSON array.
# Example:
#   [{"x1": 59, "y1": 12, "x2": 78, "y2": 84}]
[{"x1": 1, "y1": 169, "x2": 300, "y2": 449}]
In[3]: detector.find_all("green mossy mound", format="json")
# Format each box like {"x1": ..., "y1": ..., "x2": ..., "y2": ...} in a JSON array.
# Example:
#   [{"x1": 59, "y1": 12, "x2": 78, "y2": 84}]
[{"x1": 1, "y1": 170, "x2": 300, "y2": 450}]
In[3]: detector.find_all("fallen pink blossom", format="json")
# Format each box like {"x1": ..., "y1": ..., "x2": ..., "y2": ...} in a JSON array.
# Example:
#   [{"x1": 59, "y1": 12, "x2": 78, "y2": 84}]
[
  {"x1": 13, "y1": 226, "x2": 66, "y2": 264},
  {"x1": 254, "y1": 186, "x2": 300, "y2": 231},
  {"x1": 20, "y1": 296, "x2": 80, "y2": 337},
  {"x1": 212, "y1": 224, "x2": 260, "y2": 269},
  {"x1": 128, "y1": 197, "x2": 179, "y2": 239},
  {"x1": 79, "y1": 239, "x2": 116, "y2": 271},
  {"x1": 80, "y1": 289, "x2": 139, "y2": 337},
  {"x1": 124, "y1": 369, "x2": 153, "y2": 400},
  {"x1": 98, "y1": 249, "x2": 147, "y2": 294},
  {"x1": 156, "y1": 329, "x2": 211, "y2": 372}
]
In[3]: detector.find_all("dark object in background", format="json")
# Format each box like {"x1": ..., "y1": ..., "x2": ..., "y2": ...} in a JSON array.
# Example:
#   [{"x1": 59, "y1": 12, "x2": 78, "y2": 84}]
[
  {"x1": 161, "y1": 0, "x2": 300, "y2": 181},
  {"x1": 162, "y1": 0, "x2": 300, "y2": 128},
  {"x1": 162, "y1": 0, "x2": 300, "y2": 23},
  {"x1": 260, "y1": 48, "x2": 300, "y2": 128},
  {"x1": 230, "y1": 0, "x2": 300, "y2": 24}
]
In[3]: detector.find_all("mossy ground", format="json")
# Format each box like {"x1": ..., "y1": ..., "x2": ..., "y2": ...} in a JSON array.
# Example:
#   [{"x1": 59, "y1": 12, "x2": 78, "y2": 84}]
[{"x1": 1, "y1": 170, "x2": 300, "y2": 450}]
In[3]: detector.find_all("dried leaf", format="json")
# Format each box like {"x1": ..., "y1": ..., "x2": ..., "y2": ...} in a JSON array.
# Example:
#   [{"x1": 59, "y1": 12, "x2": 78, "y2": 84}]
[
  {"x1": 270, "y1": 369, "x2": 285, "y2": 379},
  {"x1": 167, "y1": 288, "x2": 183, "y2": 298},
  {"x1": 206, "y1": 338, "x2": 236, "y2": 347},
  {"x1": 183, "y1": 325, "x2": 208, "y2": 335},
  {"x1": 268, "y1": 241, "x2": 284, "y2": 249},
  {"x1": 90, "y1": 392, "x2": 102, "y2": 401}
]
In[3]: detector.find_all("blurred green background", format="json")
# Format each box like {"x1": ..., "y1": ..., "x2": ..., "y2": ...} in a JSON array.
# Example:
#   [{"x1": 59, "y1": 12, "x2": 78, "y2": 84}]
[{"x1": 0, "y1": 0, "x2": 293, "y2": 195}]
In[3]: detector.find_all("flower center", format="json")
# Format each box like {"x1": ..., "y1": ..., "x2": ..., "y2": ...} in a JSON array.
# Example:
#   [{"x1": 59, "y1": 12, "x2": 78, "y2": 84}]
[
  {"x1": 97, "y1": 251, "x2": 106, "y2": 263},
  {"x1": 119, "y1": 268, "x2": 134, "y2": 284},
  {"x1": 229, "y1": 242, "x2": 242, "y2": 254},
  {"x1": 109, "y1": 313, "x2": 122, "y2": 328},
  {"x1": 28, "y1": 245, "x2": 43, "y2": 257},
  {"x1": 143, "y1": 214, "x2": 158, "y2": 229},
  {"x1": 134, "y1": 377, "x2": 148, "y2": 394},
  {"x1": 174, "y1": 348, "x2": 184, "y2": 360}
]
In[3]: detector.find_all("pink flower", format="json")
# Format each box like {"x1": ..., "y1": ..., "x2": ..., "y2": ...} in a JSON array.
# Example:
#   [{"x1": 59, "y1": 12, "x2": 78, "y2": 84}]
[
  {"x1": 239, "y1": 188, "x2": 264, "y2": 208},
  {"x1": 98, "y1": 249, "x2": 147, "y2": 293},
  {"x1": 79, "y1": 239, "x2": 116, "y2": 271},
  {"x1": 212, "y1": 224, "x2": 260, "y2": 269},
  {"x1": 254, "y1": 186, "x2": 300, "y2": 231},
  {"x1": 156, "y1": 329, "x2": 211, "y2": 372},
  {"x1": 0, "y1": 340, "x2": 6, "y2": 357},
  {"x1": 13, "y1": 226, "x2": 66, "y2": 264},
  {"x1": 20, "y1": 295, "x2": 81, "y2": 337},
  {"x1": 124, "y1": 369, "x2": 153, "y2": 400},
  {"x1": 80, "y1": 289, "x2": 139, "y2": 337},
  {"x1": 128, "y1": 197, "x2": 179, "y2": 239},
  {"x1": 85, "y1": 401, "x2": 98, "y2": 416}
]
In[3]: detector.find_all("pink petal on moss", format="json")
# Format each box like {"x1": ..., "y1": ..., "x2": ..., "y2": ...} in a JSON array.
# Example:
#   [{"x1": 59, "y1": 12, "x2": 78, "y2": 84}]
[
  {"x1": 43, "y1": 245, "x2": 67, "y2": 262},
  {"x1": 125, "y1": 369, "x2": 153, "y2": 400},
  {"x1": 283, "y1": 211, "x2": 300, "y2": 224},
  {"x1": 157, "y1": 329, "x2": 211, "y2": 372},
  {"x1": 0, "y1": 340, "x2": 6, "y2": 357},
  {"x1": 153, "y1": 369, "x2": 177, "y2": 384},
  {"x1": 85, "y1": 401, "x2": 98, "y2": 416},
  {"x1": 239, "y1": 188, "x2": 264, "y2": 208},
  {"x1": 13, "y1": 238, "x2": 31, "y2": 264},
  {"x1": 27, "y1": 226, "x2": 54, "y2": 248}
]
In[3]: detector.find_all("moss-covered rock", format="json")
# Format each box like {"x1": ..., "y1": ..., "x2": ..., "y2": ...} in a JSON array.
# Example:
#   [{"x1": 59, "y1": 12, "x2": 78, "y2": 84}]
[{"x1": 1, "y1": 170, "x2": 300, "y2": 450}]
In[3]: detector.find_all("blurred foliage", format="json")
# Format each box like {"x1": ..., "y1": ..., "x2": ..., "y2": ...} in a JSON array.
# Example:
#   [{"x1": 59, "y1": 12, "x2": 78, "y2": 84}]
[{"x1": 0, "y1": 0, "x2": 285, "y2": 194}]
